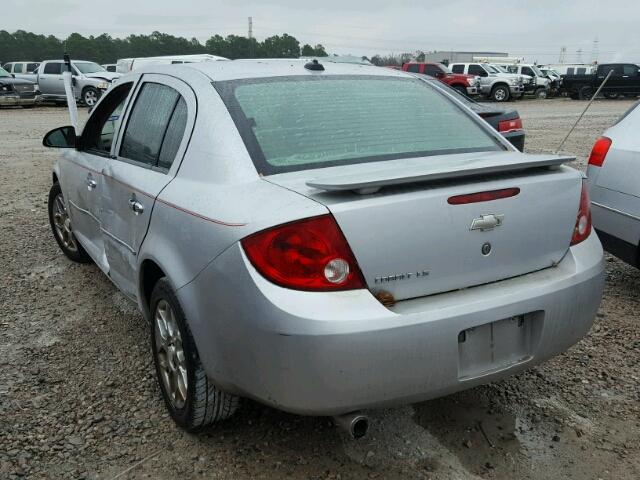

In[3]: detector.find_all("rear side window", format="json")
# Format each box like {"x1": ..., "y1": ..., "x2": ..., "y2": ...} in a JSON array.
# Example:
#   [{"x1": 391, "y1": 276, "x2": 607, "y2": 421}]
[
  {"x1": 43, "y1": 63, "x2": 62, "y2": 74},
  {"x1": 27, "y1": 63, "x2": 39, "y2": 72},
  {"x1": 450, "y1": 65, "x2": 464, "y2": 74},
  {"x1": 216, "y1": 76, "x2": 501, "y2": 175},
  {"x1": 468, "y1": 64, "x2": 485, "y2": 76},
  {"x1": 424, "y1": 64, "x2": 441, "y2": 77},
  {"x1": 120, "y1": 82, "x2": 186, "y2": 169},
  {"x1": 158, "y1": 97, "x2": 188, "y2": 170},
  {"x1": 13, "y1": 63, "x2": 24, "y2": 73},
  {"x1": 406, "y1": 64, "x2": 420, "y2": 73}
]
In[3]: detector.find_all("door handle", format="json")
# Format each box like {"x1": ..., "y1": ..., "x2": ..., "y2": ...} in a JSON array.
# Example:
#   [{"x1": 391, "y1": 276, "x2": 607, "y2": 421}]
[
  {"x1": 86, "y1": 174, "x2": 97, "y2": 191},
  {"x1": 128, "y1": 196, "x2": 145, "y2": 215}
]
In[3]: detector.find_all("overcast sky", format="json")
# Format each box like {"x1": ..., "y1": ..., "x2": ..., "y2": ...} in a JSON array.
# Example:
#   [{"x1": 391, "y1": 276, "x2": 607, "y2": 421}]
[{"x1": 5, "y1": 0, "x2": 640, "y2": 63}]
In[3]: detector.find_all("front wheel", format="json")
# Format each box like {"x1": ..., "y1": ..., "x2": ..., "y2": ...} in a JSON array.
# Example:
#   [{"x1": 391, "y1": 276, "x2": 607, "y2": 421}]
[
  {"x1": 82, "y1": 87, "x2": 99, "y2": 107},
  {"x1": 150, "y1": 278, "x2": 239, "y2": 431},
  {"x1": 491, "y1": 85, "x2": 510, "y2": 102},
  {"x1": 48, "y1": 182, "x2": 91, "y2": 263},
  {"x1": 579, "y1": 85, "x2": 594, "y2": 100},
  {"x1": 535, "y1": 88, "x2": 548, "y2": 99}
]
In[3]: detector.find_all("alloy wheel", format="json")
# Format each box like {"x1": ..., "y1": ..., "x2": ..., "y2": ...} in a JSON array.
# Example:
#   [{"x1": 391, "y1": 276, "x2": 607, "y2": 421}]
[
  {"x1": 154, "y1": 299, "x2": 188, "y2": 410},
  {"x1": 52, "y1": 193, "x2": 78, "y2": 253},
  {"x1": 84, "y1": 90, "x2": 98, "y2": 106}
]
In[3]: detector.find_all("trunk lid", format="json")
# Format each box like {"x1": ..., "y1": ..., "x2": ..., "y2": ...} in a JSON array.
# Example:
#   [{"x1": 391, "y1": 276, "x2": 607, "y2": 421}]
[{"x1": 266, "y1": 151, "x2": 582, "y2": 301}]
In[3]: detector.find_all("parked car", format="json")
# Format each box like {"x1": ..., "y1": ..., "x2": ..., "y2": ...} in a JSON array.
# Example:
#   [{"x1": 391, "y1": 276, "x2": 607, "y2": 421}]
[
  {"x1": 116, "y1": 54, "x2": 227, "y2": 73},
  {"x1": 563, "y1": 63, "x2": 640, "y2": 100},
  {"x1": 494, "y1": 63, "x2": 551, "y2": 98},
  {"x1": 587, "y1": 101, "x2": 640, "y2": 267},
  {"x1": 37, "y1": 60, "x2": 121, "y2": 106},
  {"x1": 422, "y1": 76, "x2": 525, "y2": 150},
  {"x1": 450, "y1": 62, "x2": 525, "y2": 102},
  {"x1": 2, "y1": 61, "x2": 40, "y2": 81},
  {"x1": 102, "y1": 64, "x2": 117, "y2": 72},
  {"x1": 539, "y1": 67, "x2": 563, "y2": 96},
  {"x1": 43, "y1": 60, "x2": 604, "y2": 435},
  {"x1": 0, "y1": 66, "x2": 41, "y2": 107},
  {"x1": 401, "y1": 62, "x2": 480, "y2": 96}
]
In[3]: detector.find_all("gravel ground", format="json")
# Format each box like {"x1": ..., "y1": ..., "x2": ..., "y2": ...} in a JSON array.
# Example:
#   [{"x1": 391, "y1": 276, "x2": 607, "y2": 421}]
[{"x1": 1, "y1": 98, "x2": 639, "y2": 480}]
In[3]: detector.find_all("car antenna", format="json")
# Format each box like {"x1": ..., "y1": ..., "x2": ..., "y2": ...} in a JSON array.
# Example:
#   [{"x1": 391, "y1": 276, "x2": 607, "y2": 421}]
[
  {"x1": 555, "y1": 69, "x2": 613, "y2": 153},
  {"x1": 62, "y1": 52, "x2": 79, "y2": 134}
]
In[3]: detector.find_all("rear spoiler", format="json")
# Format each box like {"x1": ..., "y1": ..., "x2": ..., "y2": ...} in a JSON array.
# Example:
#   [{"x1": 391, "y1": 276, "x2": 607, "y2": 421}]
[{"x1": 306, "y1": 153, "x2": 574, "y2": 194}]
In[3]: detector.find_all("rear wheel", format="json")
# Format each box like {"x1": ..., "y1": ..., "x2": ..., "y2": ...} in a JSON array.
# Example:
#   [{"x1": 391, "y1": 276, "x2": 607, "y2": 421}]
[
  {"x1": 491, "y1": 84, "x2": 510, "y2": 102},
  {"x1": 48, "y1": 182, "x2": 91, "y2": 263},
  {"x1": 150, "y1": 278, "x2": 239, "y2": 431}
]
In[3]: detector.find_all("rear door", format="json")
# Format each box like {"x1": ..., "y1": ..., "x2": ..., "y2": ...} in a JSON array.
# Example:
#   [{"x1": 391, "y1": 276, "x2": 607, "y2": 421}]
[
  {"x1": 38, "y1": 62, "x2": 65, "y2": 96},
  {"x1": 101, "y1": 74, "x2": 195, "y2": 298}
]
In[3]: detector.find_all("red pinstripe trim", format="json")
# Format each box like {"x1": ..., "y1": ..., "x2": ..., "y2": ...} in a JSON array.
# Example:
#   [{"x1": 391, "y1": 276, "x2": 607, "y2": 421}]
[{"x1": 65, "y1": 159, "x2": 246, "y2": 227}]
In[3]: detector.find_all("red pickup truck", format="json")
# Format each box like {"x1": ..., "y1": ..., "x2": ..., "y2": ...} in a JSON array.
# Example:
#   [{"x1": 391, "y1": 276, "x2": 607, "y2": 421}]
[{"x1": 402, "y1": 62, "x2": 480, "y2": 97}]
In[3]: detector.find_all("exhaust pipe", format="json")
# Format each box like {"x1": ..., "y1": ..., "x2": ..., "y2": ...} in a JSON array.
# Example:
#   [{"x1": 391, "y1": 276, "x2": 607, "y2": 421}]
[{"x1": 333, "y1": 411, "x2": 369, "y2": 439}]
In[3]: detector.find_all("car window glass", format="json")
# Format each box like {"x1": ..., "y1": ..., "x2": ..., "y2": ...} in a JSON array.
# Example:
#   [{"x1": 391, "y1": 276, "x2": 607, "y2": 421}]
[
  {"x1": 406, "y1": 64, "x2": 420, "y2": 73},
  {"x1": 522, "y1": 67, "x2": 534, "y2": 76},
  {"x1": 43, "y1": 62, "x2": 62, "y2": 74},
  {"x1": 13, "y1": 63, "x2": 24, "y2": 73},
  {"x1": 83, "y1": 83, "x2": 133, "y2": 155},
  {"x1": 424, "y1": 65, "x2": 440, "y2": 77},
  {"x1": 120, "y1": 82, "x2": 180, "y2": 166},
  {"x1": 468, "y1": 65, "x2": 485, "y2": 76},
  {"x1": 3, "y1": 63, "x2": 12, "y2": 72},
  {"x1": 623, "y1": 65, "x2": 637, "y2": 76},
  {"x1": 157, "y1": 97, "x2": 188, "y2": 170},
  {"x1": 27, "y1": 63, "x2": 39, "y2": 72},
  {"x1": 450, "y1": 65, "x2": 464, "y2": 74}
]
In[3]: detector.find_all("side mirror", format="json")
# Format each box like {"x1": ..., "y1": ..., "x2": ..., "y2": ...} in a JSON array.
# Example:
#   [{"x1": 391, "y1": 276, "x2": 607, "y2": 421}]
[{"x1": 43, "y1": 126, "x2": 77, "y2": 148}]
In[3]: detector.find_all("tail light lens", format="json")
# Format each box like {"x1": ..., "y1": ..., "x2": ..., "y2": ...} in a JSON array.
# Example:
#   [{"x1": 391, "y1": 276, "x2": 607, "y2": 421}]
[
  {"x1": 241, "y1": 215, "x2": 365, "y2": 291},
  {"x1": 587, "y1": 136, "x2": 612, "y2": 167},
  {"x1": 571, "y1": 181, "x2": 592, "y2": 246},
  {"x1": 498, "y1": 118, "x2": 523, "y2": 133}
]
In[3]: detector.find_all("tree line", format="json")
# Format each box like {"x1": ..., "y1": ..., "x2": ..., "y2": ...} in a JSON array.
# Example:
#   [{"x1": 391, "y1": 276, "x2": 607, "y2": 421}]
[{"x1": 0, "y1": 30, "x2": 328, "y2": 64}]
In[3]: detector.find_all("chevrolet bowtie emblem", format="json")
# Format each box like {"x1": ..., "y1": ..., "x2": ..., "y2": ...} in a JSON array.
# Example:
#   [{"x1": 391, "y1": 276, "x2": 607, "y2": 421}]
[{"x1": 470, "y1": 214, "x2": 504, "y2": 232}]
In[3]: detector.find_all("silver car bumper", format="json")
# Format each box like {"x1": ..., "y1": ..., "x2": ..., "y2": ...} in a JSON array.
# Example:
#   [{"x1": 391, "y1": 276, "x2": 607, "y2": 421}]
[
  {"x1": 179, "y1": 232, "x2": 604, "y2": 416},
  {"x1": 466, "y1": 86, "x2": 479, "y2": 95}
]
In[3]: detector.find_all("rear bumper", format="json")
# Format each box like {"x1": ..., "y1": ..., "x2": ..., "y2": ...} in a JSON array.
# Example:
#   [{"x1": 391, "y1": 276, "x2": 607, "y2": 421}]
[
  {"x1": 179, "y1": 233, "x2": 604, "y2": 416},
  {"x1": 502, "y1": 130, "x2": 525, "y2": 151}
]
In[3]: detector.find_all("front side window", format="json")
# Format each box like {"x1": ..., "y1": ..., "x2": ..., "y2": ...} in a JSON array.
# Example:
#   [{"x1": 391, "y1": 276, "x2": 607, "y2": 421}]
[
  {"x1": 43, "y1": 62, "x2": 62, "y2": 74},
  {"x1": 623, "y1": 64, "x2": 638, "y2": 76},
  {"x1": 406, "y1": 64, "x2": 420, "y2": 73},
  {"x1": 13, "y1": 63, "x2": 24, "y2": 73},
  {"x1": 27, "y1": 63, "x2": 39, "y2": 72},
  {"x1": 521, "y1": 67, "x2": 534, "y2": 77},
  {"x1": 468, "y1": 65, "x2": 486, "y2": 76},
  {"x1": 450, "y1": 65, "x2": 464, "y2": 74},
  {"x1": 120, "y1": 83, "x2": 186, "y2": 169},
  {"x1": 216, "y1": 76, "x2": 502, "y2": 175},
  {"x1": 3, "y1": 63, "x2": 12, "y2": 72},
  {"x1": 82, "y1": 83, "x2": 133, "y2": 155}
]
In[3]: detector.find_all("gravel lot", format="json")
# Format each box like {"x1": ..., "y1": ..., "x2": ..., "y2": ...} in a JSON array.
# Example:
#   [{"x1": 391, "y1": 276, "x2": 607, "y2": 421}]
[{"x1": 1, "y1": 98, "x2": 639, "y2": 480}]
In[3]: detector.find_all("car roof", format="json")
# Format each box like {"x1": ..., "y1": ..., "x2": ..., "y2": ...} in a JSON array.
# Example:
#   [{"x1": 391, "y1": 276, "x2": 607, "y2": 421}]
[{"x1": 181, "y1": 58, "x2": 408, "y2": 81}]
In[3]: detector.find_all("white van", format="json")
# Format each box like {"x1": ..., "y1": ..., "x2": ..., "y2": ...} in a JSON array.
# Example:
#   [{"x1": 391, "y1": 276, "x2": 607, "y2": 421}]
[{"x1": 116, "y1": 54, "x2": 228, "y2": 73}]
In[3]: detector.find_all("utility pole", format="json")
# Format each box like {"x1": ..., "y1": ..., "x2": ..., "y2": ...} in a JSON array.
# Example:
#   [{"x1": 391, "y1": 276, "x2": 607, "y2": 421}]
[
  {"x1": 248, "y1": 17, "x2": 253, "y2": 39},
  {"x1": 559, "y1": 46, "x2": 566, "y2": 64},
  {"x1": 248, "y1": 16, "x2": 254, "y2": 58},
  {"x1": 591, "y1": 37, "x2": 599, "y2": 64},
  {"x1": 576, "y1": 48, "x2": 583, "y2": 64}
]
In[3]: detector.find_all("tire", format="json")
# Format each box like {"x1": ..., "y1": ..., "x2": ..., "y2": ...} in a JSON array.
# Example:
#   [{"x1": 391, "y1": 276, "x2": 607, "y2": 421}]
[
  {"x1": 150, "y1": 278, "x2": 239, "y2": 431},
  {"x1": 569, "y1": 93, "x2": 580, "y2": 100},
  {"x1": 604, "y1": 92, "x2": 619, "y2": 99},
  {"x1": 535, "y1": 88, "x2": 548, "y2": 99},
  {"x1": 491, "y1": 84, "x2": 510, "y2": 102},
  {"x1": 578, "y1": 85, "x2": 594, "y2": 100},
  {"x1": 453, "y1": 85, "x2": 467, "y2": 97},
  {"x1": 82, "y1": 87, "x2": 99, "y2": 107},
  {"x1": 48, "y1": 182, "x2": 91, "y2": 263}
]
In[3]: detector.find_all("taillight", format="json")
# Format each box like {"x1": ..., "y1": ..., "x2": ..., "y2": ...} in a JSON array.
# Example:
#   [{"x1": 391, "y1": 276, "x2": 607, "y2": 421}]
[
  {"x1": 448, "y1": 187, "x2": 520, "y2": 205},
  {"x1": 571, "y1": 181, "x2": 592, "y2": 246},
  {"x1": 587, "y1": 136, "x2": 612, "y2": 167},
  {"x1": 498, "y1": 118, "x2": 523, "y2": 133},
  {"x1": 241, "y1": 215, "x2": 365, "y2": 291}
]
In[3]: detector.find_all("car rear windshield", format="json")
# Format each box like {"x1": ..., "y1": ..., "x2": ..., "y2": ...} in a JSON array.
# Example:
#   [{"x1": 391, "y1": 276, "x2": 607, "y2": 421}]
[{"x1": 214, "y1": 76, "x2": 502, "y2": 175}]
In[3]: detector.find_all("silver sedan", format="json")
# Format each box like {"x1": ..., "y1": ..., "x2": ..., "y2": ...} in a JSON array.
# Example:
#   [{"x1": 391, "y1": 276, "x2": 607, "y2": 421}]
[
  {"x1": 44, "y1": 59, "x2": 604, "y2": 435},
  {"x1": 587, "y1": 101, "x2": 640, "y2": 268}
]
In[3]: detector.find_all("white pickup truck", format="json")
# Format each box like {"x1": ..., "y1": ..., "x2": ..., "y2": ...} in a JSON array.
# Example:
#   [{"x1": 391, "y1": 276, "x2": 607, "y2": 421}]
[{"x1": 37, "y1": 60, "x2": 121, "y2": 106}]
